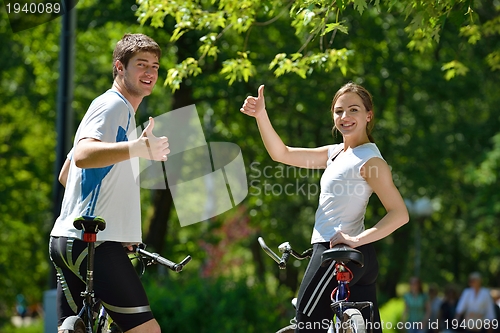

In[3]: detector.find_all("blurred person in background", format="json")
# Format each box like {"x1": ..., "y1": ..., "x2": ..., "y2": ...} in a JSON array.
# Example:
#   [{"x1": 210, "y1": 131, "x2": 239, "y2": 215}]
[
  {"x1": 455, "y1": 272, "x2": 496, "y2": 333},
  {"x1": 403, "y1": 277, "x2": 430, "y2": 333}
]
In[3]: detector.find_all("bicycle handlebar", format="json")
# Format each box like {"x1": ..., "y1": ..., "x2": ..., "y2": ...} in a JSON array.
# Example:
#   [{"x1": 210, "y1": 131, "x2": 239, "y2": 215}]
[
  {"x1": 133, "y1": 245, "x2": 192, "y2": 273},
  {"x1": 258, "y1": 236, "x2": 312, "y2": 269},
  {"x1": 258, "y1": 237, "x2": 282, "y2": 264}
]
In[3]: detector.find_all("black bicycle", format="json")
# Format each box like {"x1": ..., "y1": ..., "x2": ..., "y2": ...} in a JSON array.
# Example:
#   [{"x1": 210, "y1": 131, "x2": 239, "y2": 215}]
[
  {"x1": 258, "y1": 236, "x2": 373, "y2": 333},
  {"x1": 59, "y1": 215, "x2": 192, "y2": 333}
]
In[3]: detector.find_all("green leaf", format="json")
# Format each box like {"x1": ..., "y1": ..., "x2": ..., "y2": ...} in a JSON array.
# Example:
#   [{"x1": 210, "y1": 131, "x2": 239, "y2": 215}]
[
  {"x1": 336, "y1": 0, "x2": 347, "y2": 11},
  {"x1": 486, "y1": 51, "x2": 500, "y2": 71},
  {"x1": 353, "y1": 0, "x2": 368, "y2": 15},
  {"x1": 303, "y1": 9, "x2": 315, "y2": 26},
  {"x1": 482, "y1": 16, "x2": 500, "y2": 36},
  {"x1": 269, "y1": 53, "x2": 287, "y2": 70},
  {"x1": 165, "y1": 58, "x2": 202, "y2": 92},
  {"x1": 459, "y1": 25, "x2": 481, "y2": 44},
  {"x1": 441, "y1": 60, "x2": 469, "y2": 80},
  {"x1": 220, "y1": 52, "x2": 256, "y2": 85},
  {"x1": 322, "y1": 22, "x2": 349, "y2": 35},
  {"x1": 171, "y1": 27, "x2": 187, "y2": 42}
]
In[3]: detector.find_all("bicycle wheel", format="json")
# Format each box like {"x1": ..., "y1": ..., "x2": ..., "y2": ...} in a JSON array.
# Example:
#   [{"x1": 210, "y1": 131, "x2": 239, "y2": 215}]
[
  {"x1": 342, "y1": 308, "x2": 366, "y2": 333},
  {"x1": 276, "y1": 324, "x2": 296, "y2": 333},
  {"x1": 59, "y1": 315, "x2": 86, "y2": 333}
]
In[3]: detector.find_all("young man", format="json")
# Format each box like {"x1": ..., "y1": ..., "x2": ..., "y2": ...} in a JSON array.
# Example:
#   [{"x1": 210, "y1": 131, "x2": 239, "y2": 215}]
[{"x1": 50, "y1": 33, "x2": 169, "y2": 333}]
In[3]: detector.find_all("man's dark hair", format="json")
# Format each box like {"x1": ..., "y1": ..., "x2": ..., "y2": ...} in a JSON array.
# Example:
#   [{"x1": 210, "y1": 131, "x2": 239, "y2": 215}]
[{"x1": 112, "y1": 33, "x2": 161, "y2": 79}]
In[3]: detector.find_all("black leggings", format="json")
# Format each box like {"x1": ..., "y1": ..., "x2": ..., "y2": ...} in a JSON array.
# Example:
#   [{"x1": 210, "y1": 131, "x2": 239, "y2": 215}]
[
  {"x1": 295, "y1": 242, "x2": 381, "y2": 333},
  {"x1": 49, "y1": 236, "x2": 154, "y2": 332}
]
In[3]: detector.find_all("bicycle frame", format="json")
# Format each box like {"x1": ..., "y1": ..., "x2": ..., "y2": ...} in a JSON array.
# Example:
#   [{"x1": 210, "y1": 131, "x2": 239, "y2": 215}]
[
  {"x1": 258, "y1": 236, "x2": 374, "y2": 333},
  {"x1": 93, "y1": 245, "x2": 193, "y2": 332},
  {"x1": 59, "y1": 216, "x2": 191, "y2": 333},
  {"x1": 329, "y1": 258, "x2": 374, "y2": 333}
]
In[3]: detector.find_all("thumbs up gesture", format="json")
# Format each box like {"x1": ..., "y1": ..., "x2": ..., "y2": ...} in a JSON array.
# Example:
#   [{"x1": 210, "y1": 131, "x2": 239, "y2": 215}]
[
  {"x1": 240, "y1": 85, "x2": 266, "y2": 119},
  {"x1": 137, "y1": 117, "x2": 170, "y2": 161}
]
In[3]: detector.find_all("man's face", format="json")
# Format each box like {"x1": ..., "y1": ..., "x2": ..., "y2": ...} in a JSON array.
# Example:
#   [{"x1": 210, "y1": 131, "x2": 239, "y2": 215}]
[
  {"x1": 118, "y1": 51, "x2": 159, "y2": 98},
  {"x1": 469, "y1": 277, "x2": 481, "y2": 289}
]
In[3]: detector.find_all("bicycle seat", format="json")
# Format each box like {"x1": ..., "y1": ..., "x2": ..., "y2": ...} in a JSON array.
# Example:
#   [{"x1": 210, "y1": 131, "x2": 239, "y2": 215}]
[
  {"x1": 321, "y1": 244, "x2": 364, "y2": 267},
  {"x1": 73, "y1": 215, "x2": 106, "y2": 233}
]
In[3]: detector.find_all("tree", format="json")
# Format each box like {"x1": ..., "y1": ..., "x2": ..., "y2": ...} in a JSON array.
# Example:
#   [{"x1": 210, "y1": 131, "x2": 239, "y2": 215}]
[
  {"x1": 134, "y1": 0, "x2": 500, "y2": 299},
  {"x1": 1, "y1": 0, "x2": 500, "y2": 327},
  {"x1": 0, "y1": 13, "x2": 60, "y2": 320},
  {"x1": 135, "y1": 0, "x2": 500, "y2": 88},
  {"x1": 0, "y1": 0, "x2": 172, "y2": 320}
]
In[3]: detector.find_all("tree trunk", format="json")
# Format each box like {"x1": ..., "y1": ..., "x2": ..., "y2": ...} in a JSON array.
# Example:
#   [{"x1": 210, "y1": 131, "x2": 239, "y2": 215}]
[{"x1": 144, "y1": 34, "x2": 196, "y2": 252}]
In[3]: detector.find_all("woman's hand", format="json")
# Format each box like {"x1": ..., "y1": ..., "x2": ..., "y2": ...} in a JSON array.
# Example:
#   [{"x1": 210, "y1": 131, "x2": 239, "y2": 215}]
[
  {"x1": 330, "y1": 231, "x2": 360, "y2": 248},
  {"x1": 240, "y1": 85, "x2": 266, "y2": 119}
]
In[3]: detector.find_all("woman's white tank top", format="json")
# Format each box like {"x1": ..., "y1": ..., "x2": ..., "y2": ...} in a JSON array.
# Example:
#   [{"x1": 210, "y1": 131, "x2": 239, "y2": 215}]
[{"x1": 311, "y1": 143, "x2": 384, "y2": 244}]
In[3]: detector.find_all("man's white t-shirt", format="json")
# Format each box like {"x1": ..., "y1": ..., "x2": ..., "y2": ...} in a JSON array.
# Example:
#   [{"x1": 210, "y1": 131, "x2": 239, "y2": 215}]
[
  {"x1": 311, "y1": 143, "x2": 384, "y2": 244},
  {"x1": 51, "y1": 89, "x2": 142, "y2": 243}
]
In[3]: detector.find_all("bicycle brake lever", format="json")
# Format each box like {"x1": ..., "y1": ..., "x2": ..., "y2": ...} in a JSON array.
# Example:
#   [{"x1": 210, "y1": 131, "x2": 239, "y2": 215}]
[{"x1": 173, "y1": 255, "x2": 192, "y2": 272}]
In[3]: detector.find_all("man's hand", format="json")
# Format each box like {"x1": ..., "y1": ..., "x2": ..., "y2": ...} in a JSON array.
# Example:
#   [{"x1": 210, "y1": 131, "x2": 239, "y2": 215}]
[{"x1": 135, "y1": 117, "x2": 170, "y2": 161}]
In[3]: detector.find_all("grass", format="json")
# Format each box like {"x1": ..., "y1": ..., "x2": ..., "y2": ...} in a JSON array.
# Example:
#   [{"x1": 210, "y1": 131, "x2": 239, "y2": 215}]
[{"x1": 0, "y1": 317, "x2": 44, "y2": 333}]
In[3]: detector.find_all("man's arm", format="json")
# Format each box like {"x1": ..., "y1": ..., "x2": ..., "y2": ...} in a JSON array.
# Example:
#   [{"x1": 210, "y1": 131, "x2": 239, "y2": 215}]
[
  {"x1": 454, "y1": 289, "x2": 468, "y2": 319},
  {"x1": 58, "y1": 158, "x2": 71, "y2": 188},
  {"x1": 73, "y1": 117, "x2": 170, "y2": 169}
]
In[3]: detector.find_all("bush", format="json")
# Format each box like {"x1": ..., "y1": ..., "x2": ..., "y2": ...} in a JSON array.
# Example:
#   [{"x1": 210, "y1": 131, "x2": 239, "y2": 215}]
[
  {"x1": 0, "y1": 318, "x2": 43, "y2": 333},
  {"x1": 145, "y1": 274, "x2": 294, "y2": 333},
  {"x1": 379, "y1": 297, "x2": 405, "y2": 332}
]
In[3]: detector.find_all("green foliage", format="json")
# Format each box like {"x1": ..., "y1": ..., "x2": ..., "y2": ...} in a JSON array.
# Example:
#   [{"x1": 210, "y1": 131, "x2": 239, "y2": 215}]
[
  {"x1": 486, "y1": 50, "x2": 500, "y2": 71},
  {"x1": 165, "y1": 57, "x2": 202, "y2": 92},
  {"x1": 134, "y1": 0, "x2": 498, "y2": 89},
  {"x1": 379, "y1": 298, "x2": 405, "y2": 332},
  {"x1": 459, "y1": 24, "x2": 481, "y2": 44},
  {"x1": 352, "y1": 0, "x2": 369, "y2": 15},
  {"x1": 0, "y1": 320, "x2": 44, "y2": 333},
  {"x1": 144, "y1": 274, "x2": 293, "y2": 332},
  {"x1": 0, "y1": 0, "x2": 173, "y2": 321},
  {"x1": 220, "y1": 51, "x2": 256, "y2": 85},
  {"x1": 2, "y1": 0, "x2": 500, "y2": 327},
  {"x1": 0, "y1": 11, "x2": 58, "y2": 318},
  {"x1": 269, "y1": 48, "x2": 353, "y2": 78},
  {"x1": 441, "y1": 60, "x2": 470, "y2": 80}
]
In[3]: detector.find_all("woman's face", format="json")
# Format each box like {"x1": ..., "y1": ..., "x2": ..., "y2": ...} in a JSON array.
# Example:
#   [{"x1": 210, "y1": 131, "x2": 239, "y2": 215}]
[
  {"x1": 333, "y1": 92, "x2": 373, "y2": 138},
  {"x1": 410, "y1": 278, "x2": 420, "y2": 292}
]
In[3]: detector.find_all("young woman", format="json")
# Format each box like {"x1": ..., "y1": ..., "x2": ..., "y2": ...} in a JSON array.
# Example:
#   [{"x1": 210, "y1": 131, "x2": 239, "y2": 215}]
[
  {"x1": 240, "y1": 83, "x2": 409, "y2": 333},
  {"x1": 403, "y1": 277, "x2": 430, "y2": 333}
]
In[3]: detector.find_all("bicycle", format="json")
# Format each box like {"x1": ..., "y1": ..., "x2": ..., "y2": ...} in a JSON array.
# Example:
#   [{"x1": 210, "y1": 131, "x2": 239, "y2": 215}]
[
  {"x1": 59, "y1": 215, "x2": 192, "y2": 333},
  {"x1": 258, "y1": 236, "x2": 373, "y2": 333}
]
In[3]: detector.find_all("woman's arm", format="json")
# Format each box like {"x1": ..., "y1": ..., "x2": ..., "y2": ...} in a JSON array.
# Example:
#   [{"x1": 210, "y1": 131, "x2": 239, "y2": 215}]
[
  {"x1": 241, "y1": 85, "x2": 330, "y2": 169},
  {"x1": 329, "y1": 157, "x2": 409, "y2": 248}
]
